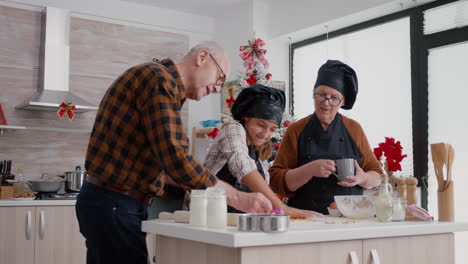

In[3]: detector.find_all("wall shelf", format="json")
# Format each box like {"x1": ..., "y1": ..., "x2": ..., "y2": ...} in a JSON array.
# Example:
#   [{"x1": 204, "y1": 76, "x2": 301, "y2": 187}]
[{"x1": 0, "y1": 125, "x2": 91, "y2": 134}]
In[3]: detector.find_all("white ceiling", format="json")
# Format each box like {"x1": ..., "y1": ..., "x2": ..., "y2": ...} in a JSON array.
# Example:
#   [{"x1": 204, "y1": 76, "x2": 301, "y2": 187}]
[{"x1": 122, "y1": 0, "x2": 251, "y2": 16}]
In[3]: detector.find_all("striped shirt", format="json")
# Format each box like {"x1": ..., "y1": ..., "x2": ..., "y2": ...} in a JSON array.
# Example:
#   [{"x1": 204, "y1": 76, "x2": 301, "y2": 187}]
[
  {"x1": 85, "y1": 59, "x2": 218, "y2": 197},
  {"x1": 203, "y1": 121, "x2": 270, "y2": 184}
]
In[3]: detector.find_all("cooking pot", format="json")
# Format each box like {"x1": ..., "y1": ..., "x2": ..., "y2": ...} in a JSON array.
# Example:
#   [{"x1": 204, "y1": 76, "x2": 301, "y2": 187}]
[
  {"x1": 27, "y1": 173, "x2": 64, "y2": 193},
  {"x1": 64, "y1": 166, "x2": 87, "y2": 193}
]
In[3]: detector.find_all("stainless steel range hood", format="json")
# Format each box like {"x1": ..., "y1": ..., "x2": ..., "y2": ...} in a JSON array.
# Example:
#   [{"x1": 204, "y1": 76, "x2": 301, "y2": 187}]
[{"x1": 16, "y1": 7, "x2": 98, "y2": 112}]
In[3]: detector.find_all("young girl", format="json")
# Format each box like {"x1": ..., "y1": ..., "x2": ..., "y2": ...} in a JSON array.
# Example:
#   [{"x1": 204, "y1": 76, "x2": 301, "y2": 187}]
[{"x1": 203, "y1": 84, "x2": 321, "y2": 217}]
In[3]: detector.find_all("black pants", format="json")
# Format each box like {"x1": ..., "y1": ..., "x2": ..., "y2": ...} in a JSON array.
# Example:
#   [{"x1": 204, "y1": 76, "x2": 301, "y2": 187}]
[{"x1": 75, "y1": 181, "x2": 149, "y2": 264}]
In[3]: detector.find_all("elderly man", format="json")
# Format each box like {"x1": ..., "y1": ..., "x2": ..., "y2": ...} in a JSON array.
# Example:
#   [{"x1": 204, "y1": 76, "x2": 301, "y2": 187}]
[{"x1": 76, "y1": 41, "x2": 272, "y2": 264}]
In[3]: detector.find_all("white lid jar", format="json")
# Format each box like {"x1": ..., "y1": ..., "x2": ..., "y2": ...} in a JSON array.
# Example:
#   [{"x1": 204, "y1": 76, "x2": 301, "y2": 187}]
[
  {"x1": 189, "y1": 190, "x2": 207, "y2": 226},
  {"x1": 206, "y1": 187, "x2": 227, "y2": 228}
]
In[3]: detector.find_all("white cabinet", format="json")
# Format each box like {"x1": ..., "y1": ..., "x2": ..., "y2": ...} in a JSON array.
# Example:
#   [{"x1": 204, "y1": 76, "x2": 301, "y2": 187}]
[
  {"x1": 154, "y1": 233, "x2": 454, "y2": 264},
  {"x1": 362, "y1": 233, "x2": 454, "y2": 264},
  {"x1": 0, "y1": 206, "x2": 35, "y2": 264},
  {"x1": 0, "y1": 206, "x2": 86, "y2": 264},
  {"x1": 147, "y1": 233, "x2": 156, "y2": 263}
]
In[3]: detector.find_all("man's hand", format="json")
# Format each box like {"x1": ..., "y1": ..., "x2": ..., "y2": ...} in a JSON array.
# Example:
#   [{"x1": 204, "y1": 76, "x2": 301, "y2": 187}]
[{"x1": 215, "y1": 180, "x2": 272, "y2": 213}]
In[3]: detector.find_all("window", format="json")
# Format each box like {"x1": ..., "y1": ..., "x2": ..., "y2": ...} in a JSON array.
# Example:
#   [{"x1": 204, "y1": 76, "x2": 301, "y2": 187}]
[{"x1": 292, "y1": 18, "x2": 413, "y2": 176}]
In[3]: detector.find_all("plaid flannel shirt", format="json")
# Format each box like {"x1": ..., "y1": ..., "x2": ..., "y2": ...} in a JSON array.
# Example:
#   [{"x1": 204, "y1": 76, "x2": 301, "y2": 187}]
[{"x1": 85, "y1": 59, "x2": 218, "y2": 197}]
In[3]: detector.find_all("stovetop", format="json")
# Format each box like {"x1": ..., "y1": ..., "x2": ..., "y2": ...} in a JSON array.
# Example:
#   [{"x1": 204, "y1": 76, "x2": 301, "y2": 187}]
[{"x1": 35, "y1": 192, "x2": 78, "y2": 200}]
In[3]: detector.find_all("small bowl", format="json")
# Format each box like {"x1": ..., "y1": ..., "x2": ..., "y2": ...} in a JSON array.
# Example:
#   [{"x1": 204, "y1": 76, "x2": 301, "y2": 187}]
[
  {"x1": 327, "y1": 207, "x2": 341, "y2": 217},
  {"x1": 334, "y1": 195, "x2": 376, "y2": 219}
]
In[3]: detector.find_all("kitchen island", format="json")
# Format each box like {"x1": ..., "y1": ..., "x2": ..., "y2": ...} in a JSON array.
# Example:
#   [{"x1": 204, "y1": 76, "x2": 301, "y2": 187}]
[{"x1": 143, "y1": 217, "x2": 468, "y2": 264}]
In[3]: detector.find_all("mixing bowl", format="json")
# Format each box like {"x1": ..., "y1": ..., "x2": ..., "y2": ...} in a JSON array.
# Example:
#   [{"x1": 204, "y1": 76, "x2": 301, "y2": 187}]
[{"x1": 334, "y1": 195, "x2": 376, "y2": 219}]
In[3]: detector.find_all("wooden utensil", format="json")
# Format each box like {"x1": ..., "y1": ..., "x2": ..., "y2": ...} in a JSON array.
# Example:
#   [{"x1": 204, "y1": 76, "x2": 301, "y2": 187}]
[
  {"x1": 446, "y1": 145, "x2": 454, "y2": 190},
  {"x1": 430, "y1": 143, "x2": 448, "y2": 191}
]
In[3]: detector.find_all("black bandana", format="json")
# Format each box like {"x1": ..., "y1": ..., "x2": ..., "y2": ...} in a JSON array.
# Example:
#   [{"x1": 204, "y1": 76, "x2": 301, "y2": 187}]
[{"x1": 231, "y1": 84, "x2": 285, "y2": 125}]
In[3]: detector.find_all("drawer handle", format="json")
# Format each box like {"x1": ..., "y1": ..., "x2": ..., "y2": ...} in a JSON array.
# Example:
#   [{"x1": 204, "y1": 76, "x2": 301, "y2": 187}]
[
  {"x1": 40, "y1": 209, "x2": 45, "y2": 240},
  {"x1": 371, "y1": 249, "x2": 381, "y2": 264},
  {"x1": 26, "y1": 210, "x2": 32, "y2": 240},
  {"x1": 349, "y1": 250, "x2": 359, "y2": 264}
]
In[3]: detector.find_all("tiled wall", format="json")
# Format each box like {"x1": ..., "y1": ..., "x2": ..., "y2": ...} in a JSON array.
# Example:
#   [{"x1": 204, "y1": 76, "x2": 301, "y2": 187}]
[{"x1": 0, "y1": 6, "x2": 189, "y2": 180}]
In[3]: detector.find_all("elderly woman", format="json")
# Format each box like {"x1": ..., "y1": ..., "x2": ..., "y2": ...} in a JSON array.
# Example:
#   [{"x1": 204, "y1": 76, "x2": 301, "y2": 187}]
[
  {"x1": 269, "y1": 60, "x2": 382, "y2": 214},
  {"x1": 204, "y1": 84, "x2": 321, "y2": 217}
]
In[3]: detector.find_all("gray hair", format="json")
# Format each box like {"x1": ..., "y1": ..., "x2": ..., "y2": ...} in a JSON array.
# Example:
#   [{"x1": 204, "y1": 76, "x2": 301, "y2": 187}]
[{"x1": 184, "y1": 41, "x2": 226, "y2": 59}]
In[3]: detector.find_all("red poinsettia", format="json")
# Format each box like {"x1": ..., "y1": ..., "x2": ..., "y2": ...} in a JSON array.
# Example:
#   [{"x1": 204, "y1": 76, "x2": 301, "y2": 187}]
[
  {"x1": 265, "y1": 73, "x2": 272, "y2": 80},
  {"x1": 373, "y1": 137, "x2": 407, "y2": 172},
  {"x1": 246, "y1": 74, "x2": 257, "y2": 85}
]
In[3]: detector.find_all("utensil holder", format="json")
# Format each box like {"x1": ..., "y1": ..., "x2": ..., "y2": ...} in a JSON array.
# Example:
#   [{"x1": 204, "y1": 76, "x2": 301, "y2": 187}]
[
  {"x1": 0, "y1": 186, "x2": 14, "y2": 200},
  {"x1": 438, "y1": 180, "x2": 454, "y2": 222}
]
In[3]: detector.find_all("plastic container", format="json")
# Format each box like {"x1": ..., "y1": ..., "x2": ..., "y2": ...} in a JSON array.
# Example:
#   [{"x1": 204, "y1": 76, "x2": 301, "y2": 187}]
[
  {"x1": 206, "y1": 187, "x2": 227, "y2": 228},
  {"x1": 189, "y1": 190, "x2": 207, "y2": 226}
]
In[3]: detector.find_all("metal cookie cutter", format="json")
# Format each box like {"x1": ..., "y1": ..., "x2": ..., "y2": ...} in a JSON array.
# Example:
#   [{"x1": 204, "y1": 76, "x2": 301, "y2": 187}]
[{"x1": 238, "y1": 214, "x2": 289, "y2": 232}]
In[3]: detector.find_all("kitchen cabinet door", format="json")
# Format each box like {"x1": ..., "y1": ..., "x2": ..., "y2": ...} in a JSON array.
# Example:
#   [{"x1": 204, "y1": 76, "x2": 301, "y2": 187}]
[
  {"x1": 362, "y1": 233, "x2": 454, "y2": 264},
  {"x1": 0, "y1": 206, "x2": 35, "y2": 264},
  {"x1": 147, "y1": 233, "x2": 156, "y2": 263},
  {"x1": 240, "y1": 239, "x2": 362, "y2": 264},
  {"x1": 34, "y1": 206, "x2": 86, "y2": 264}
]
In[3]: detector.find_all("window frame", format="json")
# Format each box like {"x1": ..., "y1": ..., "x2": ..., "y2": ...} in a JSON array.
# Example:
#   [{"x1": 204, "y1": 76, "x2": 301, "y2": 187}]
[{"x1": 289, "y1": 0, "x2": 468, "y2": 209}]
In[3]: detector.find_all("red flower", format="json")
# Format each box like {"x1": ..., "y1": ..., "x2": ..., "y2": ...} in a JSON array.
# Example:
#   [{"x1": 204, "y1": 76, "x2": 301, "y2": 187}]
[
  {"x1": 274, "y1": 142, "x2": 281, "y2": 150},
  {"x1": 246, "y1": 74, "x2": 257, "y2": 85},
  {"x1": 373, "y1": 137, "x2": 407, "y2": 172},
  {"x1": 283, "y1": 120, "x2": 291, "y2": 127},
  {"x1": 265, "y1": 73, "x2": 272, "y2": 80}
]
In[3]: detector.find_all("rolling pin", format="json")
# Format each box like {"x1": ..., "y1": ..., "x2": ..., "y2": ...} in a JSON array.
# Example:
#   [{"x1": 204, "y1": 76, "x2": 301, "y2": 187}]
[{"x1": 158, "y1": 211, "x2": 239, "y2": 226}]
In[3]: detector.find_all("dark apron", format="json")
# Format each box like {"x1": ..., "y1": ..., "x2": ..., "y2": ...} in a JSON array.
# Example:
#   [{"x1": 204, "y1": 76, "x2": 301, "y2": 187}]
[
  {"x1": 288, "y1": 114, "x2": 363, "y2": 214},
  {"x1": 217, "y1": 145, "x2": 265, "y2": 213}
]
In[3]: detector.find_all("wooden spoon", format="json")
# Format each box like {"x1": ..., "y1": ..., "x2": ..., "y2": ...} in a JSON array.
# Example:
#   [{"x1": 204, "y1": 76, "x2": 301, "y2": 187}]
[
  {"x1": 430, "y1": 143, "x2": 448, "y2": 191},
  {"x1": 446, "y1": 144, "x2": 454, "y2": 190}
]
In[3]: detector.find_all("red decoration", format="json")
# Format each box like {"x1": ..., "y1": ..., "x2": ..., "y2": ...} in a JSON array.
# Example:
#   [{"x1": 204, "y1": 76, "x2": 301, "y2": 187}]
[
  {"x1": 57, "y1": 101, "x2": 76, "y2": 120},
  {"x1": 373, "y1": 137, "x2": 407, "y2": 172},
  {"x1": 0, "y1": 104, "x2": 7, "y2": 125},
  {"x1": 226, "y1": 95, "x2": 236, "y2": 108},
  {"x1": 246, "y1": 74, "x2": 257, "y2": 85},
  {"x1": 265, "y1": 73, "x2": 272, "y2": 80},
  {"x1": 207, "y1": 128, "x2": 220, "y2": 139},
  {"x1": 239, "y1": 38, "x2": 269, "y2": 73},
  {"x1": 283, "y1": 120, "x2": 291, "y2": 128},
  {"x1": 274, "y1": 142, "x2": 281, "y2": 151}
]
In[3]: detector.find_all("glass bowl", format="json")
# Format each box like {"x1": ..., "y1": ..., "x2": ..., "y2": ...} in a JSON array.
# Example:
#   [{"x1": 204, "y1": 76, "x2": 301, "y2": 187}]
[{"x1": 334, "y1": 195, "x2": 376, "y2": 219}]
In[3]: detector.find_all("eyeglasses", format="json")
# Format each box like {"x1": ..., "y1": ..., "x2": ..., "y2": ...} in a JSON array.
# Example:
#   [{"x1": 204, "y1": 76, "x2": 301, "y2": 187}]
[
  {"x1": 313, "y1": 92, "x2": 343, "y2": 107},
  {"x1": 209, "y1": 53, "x2": 226, "y2": 88}
]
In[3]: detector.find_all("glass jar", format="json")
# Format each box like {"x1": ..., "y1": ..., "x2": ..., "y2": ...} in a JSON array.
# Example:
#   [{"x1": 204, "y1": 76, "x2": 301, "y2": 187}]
[
  {"x1": 206, "y1": 187, "x2": 227, "y2": 228},
  {"x1": 375, "y1": 181, "x2": 393, "y2": 222},
  {"x1": 189, "y1": 190, "x2": 207, "y2": 226},
  {"x1": 392, "y1": 198, "x2": 407, "y2": 221}
]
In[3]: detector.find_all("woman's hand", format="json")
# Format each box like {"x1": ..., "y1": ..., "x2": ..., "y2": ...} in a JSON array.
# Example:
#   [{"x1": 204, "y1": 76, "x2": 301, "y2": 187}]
[
  {"x1": 308, "y1": 159, "x2": 336, "y2": 178},
  {"x1": 337, "y1": 160, "x2": 366, "y2": 187},
  {"x1": 282, "y1": 206, "x2": 323, "y2": 218},
  {"x1": 285, "y1": 159, "x2": 336, "y2": 192}
]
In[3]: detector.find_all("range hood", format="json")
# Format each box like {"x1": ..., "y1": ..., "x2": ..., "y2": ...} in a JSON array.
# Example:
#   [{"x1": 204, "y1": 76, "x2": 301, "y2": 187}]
[{"x1": 16, "y1": 7, "x2": 98, "y2": 112}]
